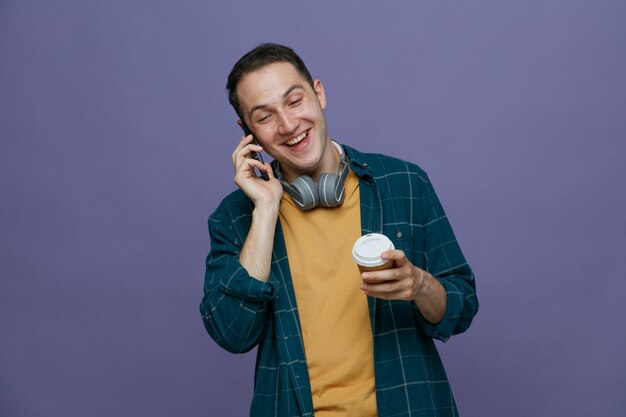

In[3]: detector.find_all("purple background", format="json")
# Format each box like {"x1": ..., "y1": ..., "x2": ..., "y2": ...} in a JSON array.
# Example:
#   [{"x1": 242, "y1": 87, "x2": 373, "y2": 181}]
[{"x1": 2, "y1": 1, "x2": 625, "y2": 416}]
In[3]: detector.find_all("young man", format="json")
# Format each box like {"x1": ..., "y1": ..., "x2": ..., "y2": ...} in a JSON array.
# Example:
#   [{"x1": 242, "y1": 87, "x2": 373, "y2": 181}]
[{"x1": 200, "y1": 43, "x2": 478, "y2": 417}]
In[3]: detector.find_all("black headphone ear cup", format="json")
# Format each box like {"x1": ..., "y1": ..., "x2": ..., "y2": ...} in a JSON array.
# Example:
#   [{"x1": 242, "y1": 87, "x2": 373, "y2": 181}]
[
  {"x1": 290, "y1": 175, "x2": 319, "y2": 211},
  {"x1": 318, "y1": 173, "x2": 340, "y2": 208}
]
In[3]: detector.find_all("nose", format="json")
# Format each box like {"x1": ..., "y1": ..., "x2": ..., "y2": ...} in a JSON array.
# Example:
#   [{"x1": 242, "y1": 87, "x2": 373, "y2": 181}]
[{"x1": 277, "y1": 110, "x2": 298, "y2": 135}]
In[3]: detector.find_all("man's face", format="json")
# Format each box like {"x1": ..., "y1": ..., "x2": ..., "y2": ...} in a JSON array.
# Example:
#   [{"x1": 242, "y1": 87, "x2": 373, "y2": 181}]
[{"x1": 236, "y1": 62, "x2": 334, "y2": 182}]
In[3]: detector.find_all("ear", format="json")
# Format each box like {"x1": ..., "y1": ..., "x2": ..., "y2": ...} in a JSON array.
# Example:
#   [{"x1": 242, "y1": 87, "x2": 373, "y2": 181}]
[
  {"x1": 313, "y1": 79, "x2": 327, "y2": 110},
  {"x1": 236, "y1": 119, "x2": 243, "y2": 129}
]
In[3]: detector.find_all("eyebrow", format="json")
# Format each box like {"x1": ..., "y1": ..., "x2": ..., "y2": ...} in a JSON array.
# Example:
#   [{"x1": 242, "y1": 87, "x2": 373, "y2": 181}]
[{"x1": 247, "y1": 84, "x2": 304, "y2": 120}]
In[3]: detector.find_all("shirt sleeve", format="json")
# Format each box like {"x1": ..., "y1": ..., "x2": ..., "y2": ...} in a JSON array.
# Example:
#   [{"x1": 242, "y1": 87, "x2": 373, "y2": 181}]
[
  {"x1": 413, "y1": 174, "x2": 479, "y2": 342},
  {"x1": 199, "y1": 208, "x2": 278, "y2": 353}
]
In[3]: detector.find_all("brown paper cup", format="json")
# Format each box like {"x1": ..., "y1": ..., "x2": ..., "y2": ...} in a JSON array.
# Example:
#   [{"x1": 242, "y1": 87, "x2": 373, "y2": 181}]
[{"x1": 357, "y1": 260, "x2": 393, "y2": 274}]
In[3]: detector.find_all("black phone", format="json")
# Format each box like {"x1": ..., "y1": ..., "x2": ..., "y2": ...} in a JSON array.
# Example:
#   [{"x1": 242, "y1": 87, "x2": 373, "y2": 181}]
[{"x1": 241, "y1": 121, "x2": 270, "y2": 181}]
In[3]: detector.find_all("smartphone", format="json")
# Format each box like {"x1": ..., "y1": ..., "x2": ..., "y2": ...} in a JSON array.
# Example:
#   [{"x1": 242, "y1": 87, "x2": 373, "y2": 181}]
[{"x1": 241, "y1": 121, "x2": 270, "y2": 181}]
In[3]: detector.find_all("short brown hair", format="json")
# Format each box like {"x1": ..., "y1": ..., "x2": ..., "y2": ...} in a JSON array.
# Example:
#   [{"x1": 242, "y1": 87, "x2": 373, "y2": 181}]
[{"x1": 226, "y1": 43, "x2": 314, "y2": 117}]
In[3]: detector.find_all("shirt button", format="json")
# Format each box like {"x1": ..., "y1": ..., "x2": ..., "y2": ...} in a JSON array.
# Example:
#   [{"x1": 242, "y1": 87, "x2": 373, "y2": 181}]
[
  {"x1": 396, "y1": 231, "x2": 402, "y2": 238},
  {"x1": 363, "y1": 163, "x2": 368, "y2": 167}
]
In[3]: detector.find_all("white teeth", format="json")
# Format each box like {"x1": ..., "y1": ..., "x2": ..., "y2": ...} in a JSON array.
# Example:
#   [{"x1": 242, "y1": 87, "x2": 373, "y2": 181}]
[{"x1": 285, "y1": 130, "x2": 308, "y2": 146}]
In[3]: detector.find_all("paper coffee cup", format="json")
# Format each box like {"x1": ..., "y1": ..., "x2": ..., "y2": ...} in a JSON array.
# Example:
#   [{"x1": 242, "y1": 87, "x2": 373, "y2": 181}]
[{"x1": 352, "y1": 233, "x2": 395, "y2": 273}]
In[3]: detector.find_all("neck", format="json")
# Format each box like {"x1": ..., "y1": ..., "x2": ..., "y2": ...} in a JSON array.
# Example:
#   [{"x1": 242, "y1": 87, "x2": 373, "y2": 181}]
[{"x1": 281, "y1": 140, "x2": 341, "y2": 183}]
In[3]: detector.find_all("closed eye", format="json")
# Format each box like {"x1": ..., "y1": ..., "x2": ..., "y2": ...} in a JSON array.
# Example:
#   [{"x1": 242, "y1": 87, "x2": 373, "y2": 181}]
[{"x1": 256, "y1": 114, "x2": 272, "y2": 124}]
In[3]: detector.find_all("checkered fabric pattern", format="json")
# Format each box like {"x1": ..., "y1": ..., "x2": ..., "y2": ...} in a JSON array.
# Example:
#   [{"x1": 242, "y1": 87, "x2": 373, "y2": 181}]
[{"x1": 200, "y1": 144, "x2": 478, "y2": 417}]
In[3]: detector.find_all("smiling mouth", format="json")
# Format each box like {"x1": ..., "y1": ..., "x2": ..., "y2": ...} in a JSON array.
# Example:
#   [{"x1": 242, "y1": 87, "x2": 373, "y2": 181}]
[{"x1": 285, "y1": 130, "x2": 308, "y2": 146}]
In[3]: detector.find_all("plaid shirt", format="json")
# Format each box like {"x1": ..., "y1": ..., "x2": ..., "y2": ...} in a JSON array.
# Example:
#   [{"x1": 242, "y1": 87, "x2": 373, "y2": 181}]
[{"x1": 200, "y1": 145, "x2": 478, "y2": 417}]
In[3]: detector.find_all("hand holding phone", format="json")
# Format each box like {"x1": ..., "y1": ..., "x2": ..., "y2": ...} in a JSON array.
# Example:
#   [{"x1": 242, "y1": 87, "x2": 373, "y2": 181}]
[{"x1": 241, "y1": 121, "x2": 270, "y2": 181}]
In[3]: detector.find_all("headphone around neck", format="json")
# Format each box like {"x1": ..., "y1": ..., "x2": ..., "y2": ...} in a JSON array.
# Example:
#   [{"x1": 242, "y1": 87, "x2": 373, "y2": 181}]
[{"x1": 274, "y1": 141, "x2": 349, "y2": 211}]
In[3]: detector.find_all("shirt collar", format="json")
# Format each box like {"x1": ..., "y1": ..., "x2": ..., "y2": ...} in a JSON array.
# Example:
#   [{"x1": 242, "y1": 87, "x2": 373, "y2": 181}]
[{"x1": 342, "y1": 144, "x2": 374, "y2": 180}]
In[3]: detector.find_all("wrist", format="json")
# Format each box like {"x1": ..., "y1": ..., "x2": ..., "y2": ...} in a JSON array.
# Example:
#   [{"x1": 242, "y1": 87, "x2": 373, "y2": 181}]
[
  {"x1": 413, "y1": 267, "x2": 429, "y2": 299},
  {"x1": 253, "y1": 203, "x2": 280, "y2": 219},
  {"x1": 412, "y1": 271, "x2": 447, "y2": 324}
]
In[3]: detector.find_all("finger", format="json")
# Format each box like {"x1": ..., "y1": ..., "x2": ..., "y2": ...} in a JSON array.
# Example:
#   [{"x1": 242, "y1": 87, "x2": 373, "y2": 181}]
[
  {"x1": 233, "y1": 143, "x2": 264, "y2": 170},
  {"x1": 232, "y1": 134, "x2": 254, "y2": 155},
  {"x1": 361, "y1": 288, "x2": 414, "y2": 301},
  {"x1": 234, "y1": 157, "x2": 267, "y2": 180},
  {"x1": 264, "y1": 162, "x2": 276, "y2": 179},
  {"x1": 239, "y1": 143, "x2": 264, "y2": 159},
  {"x1": 240, "y1": 133, "x2": 253, "y2": 143},
  {"x1": 231, "y1": 135, "x2": 256, "y2": 165},
  {"x1": 252, "y1": 161, "x2": 272, "y2": 177},
  {"x1": 361, "y1": 268, "x2": 400, "y2": 283},
  {"x1": 381, "y1": 249, "x2": 408, "y2": 266},
  {"x1": 360, "y1": 279, "x2": 407, "y2": 294}
]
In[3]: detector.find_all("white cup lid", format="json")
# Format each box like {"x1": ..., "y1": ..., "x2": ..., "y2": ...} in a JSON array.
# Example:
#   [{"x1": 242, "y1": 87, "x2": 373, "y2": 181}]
[{"x1": 352, "y1": 233, "x2": 395, "y2": 267}]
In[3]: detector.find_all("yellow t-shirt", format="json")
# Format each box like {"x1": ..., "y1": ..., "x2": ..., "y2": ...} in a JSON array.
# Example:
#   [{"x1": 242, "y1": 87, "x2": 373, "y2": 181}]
[{"x1": 279, "y1": 170, "x2": 377, "y2": 416}]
